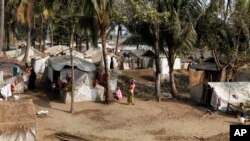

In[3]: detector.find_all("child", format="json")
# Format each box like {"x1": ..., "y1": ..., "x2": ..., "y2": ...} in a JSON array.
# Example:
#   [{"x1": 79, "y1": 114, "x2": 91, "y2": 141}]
[
  {"x1": 127, "y1": 79, "x2": 135, "y2": 105},
  {"x1": 114, "y1": 87, "x2": 122, "y2": 100}
]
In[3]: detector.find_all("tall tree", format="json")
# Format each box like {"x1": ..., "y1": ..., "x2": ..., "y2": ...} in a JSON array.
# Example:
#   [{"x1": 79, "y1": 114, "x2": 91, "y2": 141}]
[
  {"x1": 84, "y1": 0, "x2": 115, "y2": 103},
  {"x1": 16, "y1": 0, "x2": 35, "y2": 62},
  {"x1": 127, "y1": 0, "x2": 169, "y2": 101},
  {"x1": 196, "y1": 0, "x2": 250, "y2": 81},
  {"x1": 160, "y1": 0, "x2": 200, "y2": 97},
  {"x1": 0, "y1": 0, "x2": 4, "y2": 53}
]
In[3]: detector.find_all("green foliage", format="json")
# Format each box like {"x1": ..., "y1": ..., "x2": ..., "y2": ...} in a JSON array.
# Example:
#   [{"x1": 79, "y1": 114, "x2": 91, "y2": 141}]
[{"x1": 128, "y1": 0, "x2": 169, "y2": 23}]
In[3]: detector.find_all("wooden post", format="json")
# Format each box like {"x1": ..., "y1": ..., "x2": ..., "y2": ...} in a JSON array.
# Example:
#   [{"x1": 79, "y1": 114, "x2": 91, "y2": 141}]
[{"x1": 70, "y1": 26, "x2": 75, "y2": 113}]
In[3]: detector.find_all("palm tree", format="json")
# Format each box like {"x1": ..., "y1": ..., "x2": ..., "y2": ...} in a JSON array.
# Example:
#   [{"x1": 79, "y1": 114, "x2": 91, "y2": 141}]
[
  {"x1": 196, "y1": 0, "x2": 250, "y2": 81},
  {"x1": 16, "y1": 0, "x2": 34, "y2": 62},
  {"x1": 127, "y1": 0, "x2": 200, "y2": 98},
  {"x1": 0, "y1": 0, "x2": 4, "y2": 53},
  {"x1": 84, "y1": 0, "x2": 115, "y2": 103},
  {"x1": 159, "y1": 0, "x2": 202, "y2": 97}
]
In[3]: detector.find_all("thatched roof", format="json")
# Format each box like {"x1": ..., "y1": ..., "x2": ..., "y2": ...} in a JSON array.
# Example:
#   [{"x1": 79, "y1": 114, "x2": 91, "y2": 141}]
[{"x1": 0, "y1": 99, "x2": 36, "y2": 133}]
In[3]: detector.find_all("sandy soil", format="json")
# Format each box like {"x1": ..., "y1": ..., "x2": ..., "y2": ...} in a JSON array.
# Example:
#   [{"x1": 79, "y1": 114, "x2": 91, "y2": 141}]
[{"x1": 28, "y1": 69, "x2": 237, "y2": 141}]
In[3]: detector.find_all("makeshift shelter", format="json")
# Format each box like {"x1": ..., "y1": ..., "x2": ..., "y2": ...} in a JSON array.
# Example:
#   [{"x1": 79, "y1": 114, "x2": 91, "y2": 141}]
[
  {"x1": 127, "y1": 50, "x2": 146, "y2": 69},
  {"x1": 42, "y1": 55, "x2": 104, "y2": 103},
  {"x1": 141, "y1": 50, "x2": 181, "y2": 81},
  {"x1": 56, "y1": 49, "x2": 84, "y2": 59},
  {"x1": 16, "y1": 47, "x2": 45, "y2": 63},
  {"x1": 0, "y1": 60, "x2": 26, "y2": 94},
  {"x1": 44, "y1": 45, "x2": 69, "y2": 55},
  {"x1": 4, "y1": 49, "x2": 22, "y2": 58},
  {"x1": 84, "y1": 48, "x2": 102, "y2": 63},
  {"x1": 33, "y1": 45, "x2": 84, "y2": 74},
  {"x1": 32, "y1": 56, "x2": 50, "y2": 74},
  {"x1": 190, "y1": 82, "x2": 250, "y2": 112},
  {"x1": 189, "y1": 58, "x2": 221, "y2": 86},
  {"x1": 0, "y1": 99, "x2": 36, "y2": 141}
]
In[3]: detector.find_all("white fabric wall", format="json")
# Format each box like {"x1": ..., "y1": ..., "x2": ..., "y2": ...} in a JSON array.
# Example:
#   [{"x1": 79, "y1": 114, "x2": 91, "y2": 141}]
[{"x1": 32, "y1": 56, "x2": 49, "y2": 73}]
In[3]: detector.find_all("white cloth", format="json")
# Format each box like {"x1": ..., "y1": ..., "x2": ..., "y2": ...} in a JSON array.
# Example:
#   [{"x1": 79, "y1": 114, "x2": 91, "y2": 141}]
[{"x1": 1, "y1": 84, "x2": 12, "y2": 100}]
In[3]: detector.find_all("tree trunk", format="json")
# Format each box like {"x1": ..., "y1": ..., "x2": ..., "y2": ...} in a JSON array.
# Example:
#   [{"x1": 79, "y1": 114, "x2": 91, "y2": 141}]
[
  {"x1": 5, "y1": 26, "x2": 10, "y2": 51},
  {"x1": 23, "y1": 28, "x2": 31, "y2": 62},
  {"x1": 50, "y1": 24, "x2": 54, "y2": 47},
  {"x1": 169, "y1": 63, "x2": 178, "y2": 97},
  {"x1": 0, "y1": 0, "x2": 4, "y2": 53},
  {"x1": 168, "y1": 46, "x2": 178, "y2": 98},
  {"x1": 70, "y1": 26, "x2": 75, "y2": 113},
  {"x1": 100, "y1": 25, "x2": 112, "y2": 103},
  {"x1": 115, "y1": 25, "x2": 121, "y2": 54},
  {"x1": 220, "y1": 67, "x2": 227, "y2": 82},
  {"x1": 86, "y1": 30, "x2": 89, "y2": 50},
  {"x1": 39, "y1": 16, "x2": 44, "y2": 51},
  {"x1": 153, "y1": 24, "x2": 161, "y2": 102}
]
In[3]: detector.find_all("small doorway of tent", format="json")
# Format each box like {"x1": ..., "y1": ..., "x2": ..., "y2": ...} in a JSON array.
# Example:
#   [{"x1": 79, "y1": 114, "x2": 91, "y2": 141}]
[
  {"x1": 52, "y1": 70, "x2": 60, "y2": 99},
  {"x1": 202, "y1": 84, "x2": 214, "y2": 109}
]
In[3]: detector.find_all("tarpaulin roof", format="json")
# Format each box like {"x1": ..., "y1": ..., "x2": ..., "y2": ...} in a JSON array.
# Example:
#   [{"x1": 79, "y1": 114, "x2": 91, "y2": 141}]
[
  {"x1": 47, "y1": 55, "x2": 96, "y2": 72},
  {"x1": 44, "y1": 45, "x2": 69, "y2": 55},
  {"x1": 208, "y1": 82, "x2": 250, "y2": 111}
]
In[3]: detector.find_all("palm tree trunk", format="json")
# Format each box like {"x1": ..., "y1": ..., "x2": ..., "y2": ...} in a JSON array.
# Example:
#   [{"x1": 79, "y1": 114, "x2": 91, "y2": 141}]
[
  {"x1": 0, "y1": 0, "x2": 4, "y2": 53},
  {"x1": 50, "y1": 24, "x2": 54, "y2": 47},
  {"x1": 100, "y1": 25, "x2": 112, "y2": 103},
  {"x1": 115, "y1": 25, "x2": 121, "y2": 54},
  {"x1": 169, "y1": 63, "x2": 178, "y2": 97},
  {"x1": 86, "y1": 30, "x2": 89, "y2": 50},
  {"x1": 5, "y1": 26, "x2": 10, "y2": 51},
  {"x1": 153, "y1": 24, "x2": 161, "y2": 102},
  {"x1": 168, "y1": 49, "x2": 178, "y2": 98},
  {"x1": 23, "y1": 27, "x2": 31, "y2": 62},
  {"x1": 39, "y1": 16, "x2": 44, "y2": 51},
  {"x1": 70, "y1": 26, "x2": 75, "y2": 113}
]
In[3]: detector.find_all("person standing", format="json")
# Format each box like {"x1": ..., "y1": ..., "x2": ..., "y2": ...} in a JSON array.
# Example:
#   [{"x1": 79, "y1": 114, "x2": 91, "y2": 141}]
[
  {"x1": 127, "y1": 79, "x2": 135, "y2": 105},
  {"x1": 28, "y1": 69, "x2": 37, "y2": 90}
]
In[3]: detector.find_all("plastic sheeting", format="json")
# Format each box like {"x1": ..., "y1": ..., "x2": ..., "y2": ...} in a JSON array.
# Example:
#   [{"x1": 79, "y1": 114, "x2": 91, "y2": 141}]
[
  {"x1": 44, "y1": 45, "x2": 69, "y2": 55},
  {"x1": 59, "y1": 50, "x2": 84, "y2": 59},
  {"x1": 16, "y1": 47, "x2": 45, "y2": 63},
  {"x1": 208, "y1": 82, "x2": 250, "y2": 111},
  {"x1": 47, "y1": 55, "x2": 96, "y2": 72},
  {"x1": 32, "y1": 56, "x2": 50, "y2": 73}
]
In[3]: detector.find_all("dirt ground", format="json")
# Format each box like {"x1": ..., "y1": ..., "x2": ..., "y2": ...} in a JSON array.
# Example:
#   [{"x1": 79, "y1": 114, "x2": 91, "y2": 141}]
[{"x1": 28, "y1": 69, "x2": 237, "y2": 141}]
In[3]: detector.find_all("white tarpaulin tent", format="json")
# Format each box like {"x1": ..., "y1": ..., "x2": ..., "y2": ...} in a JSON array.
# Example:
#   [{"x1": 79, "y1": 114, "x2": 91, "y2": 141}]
[
  {"x1": 47, "y1": 55, "x2": 95, "y2": 72},
  {"x1": 59, "y1": 49, "x2": 84, "y2": 59},
  {"x1": 16, "y1": 47, "x2": 45, "y2": 63},
  {"x1": 208, "y1": 82, "x2": 250, "y2": 111},
  {"x1": 44, "y1": 45, "x2": 69, "y2": 55},
  {"x1": 32, "y1": 56, "x2": 50, "y2": 73},
  {"x1": 43, "y1": 55, "x2": 104, "y2": 102}
]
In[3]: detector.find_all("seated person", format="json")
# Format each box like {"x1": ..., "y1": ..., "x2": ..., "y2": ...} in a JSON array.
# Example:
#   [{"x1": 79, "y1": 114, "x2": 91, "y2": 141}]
[{"x1": 114, "y1": 87, "x2": 122, "y2": 101}]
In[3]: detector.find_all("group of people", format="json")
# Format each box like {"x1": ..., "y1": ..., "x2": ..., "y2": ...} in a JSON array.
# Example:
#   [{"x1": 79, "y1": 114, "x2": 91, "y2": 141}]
[{"x1": 114, "y1": 79, "x2": 136, "y2": 105}]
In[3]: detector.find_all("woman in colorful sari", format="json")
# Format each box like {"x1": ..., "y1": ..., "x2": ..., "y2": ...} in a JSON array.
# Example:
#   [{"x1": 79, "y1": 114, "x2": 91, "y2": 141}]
[{"x1": 127, "y1": 79, "x2": 135, "y2": 105}]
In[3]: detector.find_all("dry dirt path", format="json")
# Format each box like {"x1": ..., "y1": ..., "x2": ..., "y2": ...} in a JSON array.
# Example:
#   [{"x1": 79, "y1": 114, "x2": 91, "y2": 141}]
[{"x1": 32, "y1": 95, "x2": 235, "y2": 141}]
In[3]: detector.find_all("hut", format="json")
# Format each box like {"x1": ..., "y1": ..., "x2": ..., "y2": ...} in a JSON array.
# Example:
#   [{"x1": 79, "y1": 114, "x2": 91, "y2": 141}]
[
  {"x1": 190, "y1": 82, "x2": 250, "y2": 112},
  {"x1": 0, "y1": 99, "x2": 36, "y2": 141},
  {"x1": 42, "y1": 55, "x2": 104, "y2": 103},
  {"x1": 189, "y1": 57, "x2": 221, "y2": 86},
  {"x1": 141, "y1": 50, "x2": 182, "y2": 81}
]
